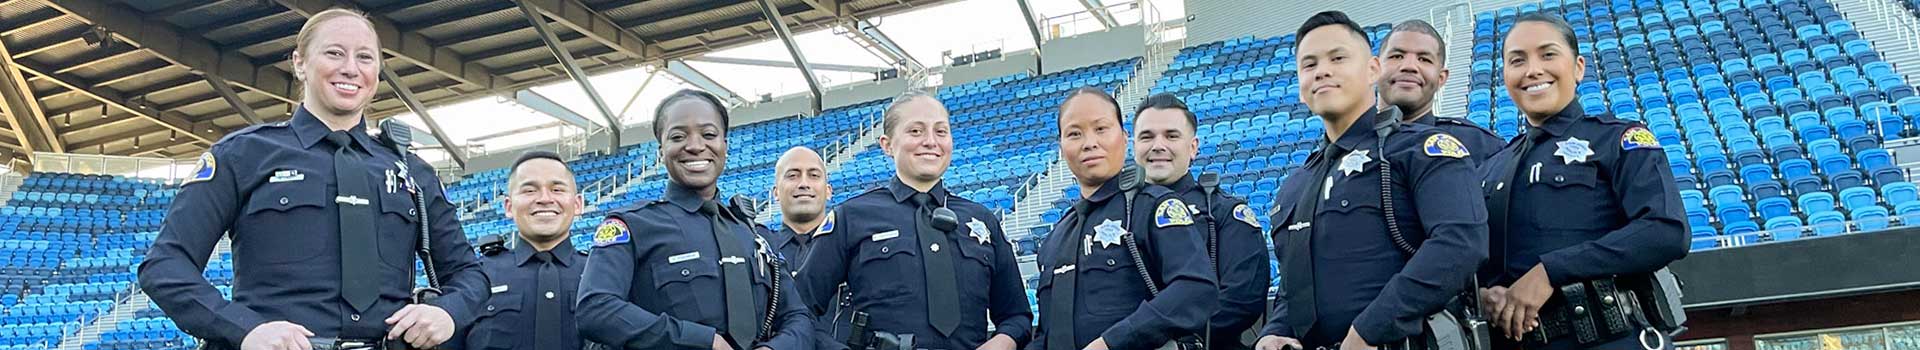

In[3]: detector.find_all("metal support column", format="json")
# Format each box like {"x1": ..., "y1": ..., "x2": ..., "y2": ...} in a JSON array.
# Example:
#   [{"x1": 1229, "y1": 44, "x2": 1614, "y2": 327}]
[
  {"x1": 380, "y1": 66, "x2": 467, "y2": 169},
  {"x1": 756, "y1": 0, "x2": 825, "y2": 115},
  {"x1": 518, "y1": 0, "x2": 622, "y2": 153},
  {"x1": 1014, "y1": 0, "x2": 1047, "y2": 72},
  {"x1": 0, "y1": 39, "x2": 61, "y2": 160},
  {"x1": 204, "y1": 75, "x2": 264, "y2": 125}
]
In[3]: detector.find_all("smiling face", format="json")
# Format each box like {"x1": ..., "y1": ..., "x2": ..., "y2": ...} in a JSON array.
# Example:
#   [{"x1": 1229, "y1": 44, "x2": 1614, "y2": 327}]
[
  {"x1": 1502, "y1": 21, "x2": 1587, "y2": 120},
  {"x1": 1376, "y1": 31, "x2": 1449, "y2": 118},
  {"x1": 657, "y1": 99, "x2": 729, "y2": 194},
  {"x1": 1296, "y1": 25, "x2": 1382, "y2": 121},
  {"x1": 1059, "y1": 93, "x2": 1128, "y2": 187},
  {"x1": 504, "y1": 158, "x2": 583, "y2": 244},
  {"x1": 772, "y1": 147, "x2": 831, "y2": 224},
  {"x1": 877, "y1": 96, "x2": 953, "y2": 187},
  {"x1": 1132, "y1": 107, "x2": 1198, "y2": 185},
  {"x1": 290, "y1": 15, "x2": 379, "y2": 119}
]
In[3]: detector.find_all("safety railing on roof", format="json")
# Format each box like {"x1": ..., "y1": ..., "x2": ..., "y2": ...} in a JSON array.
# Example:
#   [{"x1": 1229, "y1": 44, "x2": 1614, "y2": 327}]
[
  {"x1": 1042, "y1": 0, "x2": 1148, "y2": 41},
  {"x1": 30, "y1": 152, "x2": 193, "y2": 183}
]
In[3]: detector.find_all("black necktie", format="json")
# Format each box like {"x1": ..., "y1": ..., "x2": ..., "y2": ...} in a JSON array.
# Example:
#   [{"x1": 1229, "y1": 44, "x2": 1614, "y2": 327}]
[
  {"x1": 1282, "y1": 145, "x2": 1343, "y2": 337},
  {"x1": 1484, "y1": 127, "x2": 1544, "y2": 282},
  {"x1": 328, "y1": 131, "x2": 379, "y2": 313},
  {"x1": 1045, "y1": 202, "x2": 1089, "y2": 350},
  {"x1": 911, "y1": 193, "x2": 961, "y2": 336},
  {"x1": 534, "y1": 251, "x2": 562, "y2": 347},
  {"x1": 702, "y1": 200, "x2": 756, "y2": 348}
]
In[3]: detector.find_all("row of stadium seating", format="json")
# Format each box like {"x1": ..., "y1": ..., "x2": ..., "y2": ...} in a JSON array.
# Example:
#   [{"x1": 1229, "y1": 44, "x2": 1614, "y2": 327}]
[{"x1": 0, "y1": 173, "x2": 172, "y2": 349}]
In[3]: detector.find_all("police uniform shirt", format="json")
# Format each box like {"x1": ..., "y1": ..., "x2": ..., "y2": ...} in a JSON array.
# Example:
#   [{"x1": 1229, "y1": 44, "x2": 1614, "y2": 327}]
[
  {"x1": 452, "y1": 237, "x2": 587, "y2": 350},
  {"x1": 766, "y1": 212, "x2": 834, "y2": 275},
  {"x1": 576, "y1": 184, "x2": 812, "y2": 350},
  {"x1": 138, "y1": 106, "x2": 487, "y2": 347},
  {"x1": 1411, "y1": 113, "x2": 1505, "y2": 166},
  {"x1": 1477, "y1": 101, "x2": 1689, "y2": 289},
  {"x1": 797, "y1": 178, "x2": 1033, "y2": 350},
  {"x1": 1164, "y1": 175, "x2": 1270, "y2": 350},
  {"x1": 1259, "y1": 107, "x2": 1488, "y2": 348},
  {"x1": 1029, "y1": 176, "x2": 1218, "y2": 350}
]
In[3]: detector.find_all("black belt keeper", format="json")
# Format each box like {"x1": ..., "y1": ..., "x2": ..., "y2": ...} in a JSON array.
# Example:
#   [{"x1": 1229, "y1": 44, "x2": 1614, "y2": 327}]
[
  {"x1": 1558, "y1": 284, "x2": 1601, "y2": 344},
  {"x1": 847, "y1": 311, "x2": 872, "y2": 349},
  {"x1": 1590, "y1": 280, "x2": 1633, "y2": 336}
]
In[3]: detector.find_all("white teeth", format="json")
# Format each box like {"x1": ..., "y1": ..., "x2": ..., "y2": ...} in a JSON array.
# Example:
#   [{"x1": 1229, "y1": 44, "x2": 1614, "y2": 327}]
[
  {"x1": 682, "y1": 160, "x2": 711, "y2": 170},
  {"x1": 333, "y1": 83, "x2": 360, "y2": 92},
  {"x1": 532, "y1": 212, "x2": 559, "y2": 217},
  {"x1": 1524, "y1": 83, "x2": 1553, "y2": 92}
]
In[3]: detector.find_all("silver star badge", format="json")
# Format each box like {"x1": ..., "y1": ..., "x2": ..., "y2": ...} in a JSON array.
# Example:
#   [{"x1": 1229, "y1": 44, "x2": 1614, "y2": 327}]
[
  {"x1": 1554, "y1": 137, "x2": 1593, "y2": 164},
  {"x1": 966, "y1": 218, "x2": 991, "y2": 245},
  {"x1": 1092, "y1": 219, "x2": 1127, "y2": 249},
  {"x1": 1338, "y1": 150, "x2": 1372, "y2": 176}
]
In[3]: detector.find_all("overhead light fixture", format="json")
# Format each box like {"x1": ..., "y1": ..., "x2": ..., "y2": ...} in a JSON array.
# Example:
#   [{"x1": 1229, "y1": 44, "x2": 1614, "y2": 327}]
[
  {"x1": 169, "y1": 131, "x2": 177, "y2": 141},
  {"x1": 62, "y1": 113, "x2": 70, "y2": 127},
  {"x1": 133, "y1": 136, "x2": 140, "y2": 149},
  {"x1": 100, "y1": 105, "x2": 108, "y2": 118}
]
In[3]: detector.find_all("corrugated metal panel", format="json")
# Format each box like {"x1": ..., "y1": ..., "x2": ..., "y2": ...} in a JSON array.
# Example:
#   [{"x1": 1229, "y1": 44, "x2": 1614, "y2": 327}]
[
  {"x1": 381, "y1": 0, "x2": 490, "y2": 23},
  {"x1": 165, "y1": 0, "x2": 276, "y2": 30},
  {"x1": 204, "y1": 12, "x2": 305, "y2": 44},
  {"x1": 417, "y1": 8, "x2": 524, "y2": 41}
]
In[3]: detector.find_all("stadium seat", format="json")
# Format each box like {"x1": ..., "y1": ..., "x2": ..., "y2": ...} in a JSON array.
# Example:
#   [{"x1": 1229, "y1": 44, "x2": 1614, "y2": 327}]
[
  {"x1": 1854, "y1": 206, "x2": 1891, "y2": 231},
  {"x1": 1809, "y1": 211, "x2": 1849, "y2": 236},
  {"x1": 1764, "y1": 216, "x2": 1804, "y2": 242}
]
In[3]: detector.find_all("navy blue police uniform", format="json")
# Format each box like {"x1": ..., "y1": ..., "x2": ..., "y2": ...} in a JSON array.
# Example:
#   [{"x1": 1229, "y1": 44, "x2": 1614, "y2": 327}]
[
  {"x1": 1164, "y1": 175, "x2": 1270, "y2": 350},
  {"x1": 139, "y1": 107, "x2": 487, "y2": 349},
  {"x1": 766, "y1": 211, "x2": 835, "y2": 276},
  {"x1": 449, "y1": 237, "x2": 587, "y2": 350},
  {"x1": 576, "y1": 185, "x2": 813, "y2": 350},
  {"x1": 1261, "y1": 106, "x2": 1488, "y2": 349},
  {"x1": 1411, "y1": 113, "x2": 1504, "y2": 166},
  {"x1": 1029, "y1": 172, "x2": 1219, "y2": 350},
  {"x1": 797, "y1": 179, "x2": 1032, "y2": 350},
  {"x1": 1477, "y1": 101, "x2": 1688, "y2": 350}
]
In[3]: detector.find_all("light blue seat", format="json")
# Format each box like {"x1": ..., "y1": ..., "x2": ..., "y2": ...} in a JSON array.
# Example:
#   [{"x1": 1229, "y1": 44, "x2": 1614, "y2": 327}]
[{"x1": 1854, "y1": 206, "x2": 1891, "y2": 231}]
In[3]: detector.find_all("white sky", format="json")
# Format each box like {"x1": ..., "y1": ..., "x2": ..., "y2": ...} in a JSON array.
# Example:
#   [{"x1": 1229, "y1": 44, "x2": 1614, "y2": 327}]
[{"x1": 388, "y1": 0, "x2": 1185, "y2": 164}]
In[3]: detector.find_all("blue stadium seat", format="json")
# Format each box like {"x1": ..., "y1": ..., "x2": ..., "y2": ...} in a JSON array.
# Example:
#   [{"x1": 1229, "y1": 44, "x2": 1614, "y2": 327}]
[
  {"x1": 1809, "y1": 211, "x2": 1849, "y2": 236},
  {"x1": 1765, "y1": 216, "x2": 1804, "y2": 241},
  {"x1": 1883, "y1": 182, "x2": 1920, "y2": 207},
  {"x1": 1854, "y1": 206, "x2": 1891, "y2": 231},
  {"x1": 1799, "y1": 191, "x2": 1838, "y2": 215},
  {"x1": 1840, "y1": 186, "x2": 1880, "y2": 212},
  {"x1": 1757, "y1": 197, "x2": 1795, "y2": 220}
]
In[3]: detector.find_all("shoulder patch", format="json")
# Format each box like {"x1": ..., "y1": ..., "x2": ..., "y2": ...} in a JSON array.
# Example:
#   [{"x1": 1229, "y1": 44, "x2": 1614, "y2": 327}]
[
  {"x1": 1622, "y1": 126, "x2": 1661, "y2": 151},
  {"x1": 592, "y1": 218, "x2": 631, "y2": 247},
  {"x1": 1423, "y1": 133, "x2": 1471, "y2": 158},
  {"x1": 1232, "y1": 204, "x2": 1262, "y2": 229},
  {"x1": 818, "y1": 210, "x2": 836, "y2": 234},
  {"x1": 1155, "y1": 198, "x2": 1195, "y2": 228},
  {"x1": 181, "y1": 152, "x2": 217, "y2": 186}
]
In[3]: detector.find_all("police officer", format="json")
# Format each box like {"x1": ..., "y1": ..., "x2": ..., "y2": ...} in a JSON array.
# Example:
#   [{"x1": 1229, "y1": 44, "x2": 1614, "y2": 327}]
[
  {"x1": 767, "y1": 146, "x2": 834, "y2": 273},
  {"x1": 1031, "y1": 87, "x2": 1218, "y2": 350},
  {"x1": 451, "y1": 150, "x2": 588, "y2": 350},
  {"x1": 576, "y1": 89, "x2": 812, "y2": 350},
  {"x1": 139, "y1": 9, "x2": 486, "y2": 350},
  {"x1": 798, "y1": 90, "x2": 1031, "y2": 350},
  {"x1": 1374, "y1": 19, "x2": 1504, "y2": 165},
  {"x1": 1479, "y1": 13, "x2": 1688, "y2": 350},
  {"x1": 1254, "y1": 11, "x2": 1488, "y2": 350},
  {"x1": 1131, "y1": 93, "x2": 1270, "y2": 350}
]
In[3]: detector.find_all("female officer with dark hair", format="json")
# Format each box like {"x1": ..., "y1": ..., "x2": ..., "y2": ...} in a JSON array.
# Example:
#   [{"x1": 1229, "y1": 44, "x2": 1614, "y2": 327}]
[
  {"x1": 1479, "y1": 12, "x2": 1689, "y2": 350},
  {"x1": 576, "y1": 89, "x2": 813, "y2": 350}
]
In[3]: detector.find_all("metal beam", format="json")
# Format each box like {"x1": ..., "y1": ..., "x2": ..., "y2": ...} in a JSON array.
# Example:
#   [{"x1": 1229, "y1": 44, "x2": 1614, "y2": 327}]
[
  {"x1": 687, "y1": 56, "x2": 887, "y2": 73},
  {"x1": 849, "y1": 19, "x2": 926, "y2": 72},
  {"x1": 204, "y1": 76, "x2": 264, "y2": 125},
  {"x1": 1013, "y1": 0, "x2": 1047, "y2": 72},
  {"x1": 1076, "y1": 0, "x2": 1120, "y2": 29},
  {"x1": 615, "y1": 1, "x2": 748, "y2": 28},
  {"x1": 396, "y1": 1, "x2": 515, "y2": 32},
  {"x1": 664, "y1": 60, "x2": 744, "y2": 105},
  {"x1": 0, "y1": 39, "x2": 61, "y2": 158},
  {"x1": 513, "y1": 89, "x2": 597, "y2": 129},
  {"x1": 12, "y1": 60, "x2": 223, "y2": 145},
  {"x1": 642, "y1": 3, "x2": 814, "y2": 42},
  {"x1": 519, "y1": 0, "x2": 621, "y2": 154},
  {"x1": 798, "y1": 0, "x2": 843, "y2": 17},
  {"x1": 379, "y1": 65, "x2": 465, "y2": 169},
  {"x1": 52, "y1": 47, "x2": 149, "y2": 76},
  {"x1": 44, "y1": 0, "x2": 300, "y2": 106},
  {"x1": 516, "y1": 0, "x2": 666, "y2": 62},
  {"x1": 756, "y1": 0, "x2": 823, "y2": 115},
  {"x1": 470, "y1": 120, "x2": 566, "y2": 142},
  {"x1": 275, "y1": 0, "x2": 502, "y2": 90},
  {"x1": 0, "y1": 7, "x2": 65, "y2": 37}
]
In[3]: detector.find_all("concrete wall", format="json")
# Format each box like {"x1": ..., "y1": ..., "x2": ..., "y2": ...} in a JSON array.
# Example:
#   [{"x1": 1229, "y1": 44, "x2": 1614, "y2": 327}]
[
  {"x1": 943, "y1": 49, "x2": 1040, "y2": 87},
  {"x1": 1039, "y1": 24, "x2": 1147, "y2": 72},
  {"x1": 1184, "y1": 0, "x2": 1536, "y2": 44}
]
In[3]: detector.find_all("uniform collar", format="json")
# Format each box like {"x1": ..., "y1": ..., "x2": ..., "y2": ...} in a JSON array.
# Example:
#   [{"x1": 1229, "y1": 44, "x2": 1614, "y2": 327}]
[
  {"x1": 664, "y1": 184, "x2": 712, "y2": 213},
  {"x1": 512, "y1": 235, "x2": 577, "y2": 267},
  {"x1": 291, "y1": 105, "x2": 374, "y2": 150},
  {"x1": 1330, "y1": 106, "x2": 1385, "y2": 152},
  {"x1": 1533, "y1": 101, "x2": 1585, "y2": 137},
  {"x1": 1409, "y1": 111, "x2": 1438, "y2": 126},
  {"x1": 1163, "y1": 174, "x2": 1199, "y2": 193},
  {"x1": 887, "y1": 177, "x2": 949, "y2": 207},
  {"x1": 770, "y1": 225, "x2": 798, "y2": 248},
  {"x1": 1084, "y1": 175, "x2": 1123, "y2": 203}
]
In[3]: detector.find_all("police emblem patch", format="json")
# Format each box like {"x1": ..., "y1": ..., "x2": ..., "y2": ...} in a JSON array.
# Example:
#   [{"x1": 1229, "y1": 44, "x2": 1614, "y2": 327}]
[
  {"x1": 1232, "y1": 204, "x2": 1262, "y2": 229},
  {"x1": 1155, "y1": 198, "x2": 1195, "y2": 228},
  {"x1": 1423, "y1": 134, "x2": 1471, "y2": 158},
  {"x1": 592, "y1": 218, "x2": 630, "y2": 247},
  {"x1": 183, "y1": 152, "x2": 217, "y2": 186},
  {"x1": 818, "y1": 211, "x2": 836, "y2": 234},
  {"x1": 1622, "y1": 126, "x2": 1661, "y2": 151}
]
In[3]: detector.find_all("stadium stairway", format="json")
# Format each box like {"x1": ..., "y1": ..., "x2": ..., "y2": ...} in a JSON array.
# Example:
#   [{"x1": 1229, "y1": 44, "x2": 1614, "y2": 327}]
[
  {"x1": 1438, "y1": 7, "x2": 1482, "y2": 117},
  {"x1": 0, "y1": 174, "x2": 22, "y2": 207},
  {"x1": 54, "y1": 290, "x2": 143, "y2": 350},
  {"x1": 1832, "y1": 0, "x2": 1920, "y2": 85}
]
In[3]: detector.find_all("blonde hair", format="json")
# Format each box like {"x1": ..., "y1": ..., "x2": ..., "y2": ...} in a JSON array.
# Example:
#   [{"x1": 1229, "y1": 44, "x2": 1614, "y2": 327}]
[{"x1": 290, "y1": 8, "x2": 378, "y2": 82}]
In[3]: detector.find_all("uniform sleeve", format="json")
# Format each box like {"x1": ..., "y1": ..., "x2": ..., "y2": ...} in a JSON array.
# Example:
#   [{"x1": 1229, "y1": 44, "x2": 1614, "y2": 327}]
[
  {"x1": 1537, "y1": 128, "x2": 1690, "y2": 286},
  {"x1": 759, "y1": 270, "x2": 815, "y2": 350},
  {"x1": 1351, "y1": 138, "x2": 1490, "y2": 345},
  {"x1": 983, "y1": 213, "x2": 1034, "y2": 345},
  {"x1": 798, "y1": 209, "x2": 852, "y2": 318},
  {"x1": 415, "y1": 165, "x2": 488, "y2": 329},
  {"x1": 575, "y1": 215, "x2": 718, "y2": 349},
  {"x1": 1102, "y1": 196, "x2": 1219, "y2": 350},
  {"x1": 1260, "y1": 175, "x2": 1306, "y2": 340},
  {"x1": 1210, "y1": 200, "x2": 1271, "y2": 343},
  {"x1": 1025, "y1": 217, "x2": 1072, "y2": 350},
  {"x1": 137, "y1": 145, "x2": 266, "y2": 347}
]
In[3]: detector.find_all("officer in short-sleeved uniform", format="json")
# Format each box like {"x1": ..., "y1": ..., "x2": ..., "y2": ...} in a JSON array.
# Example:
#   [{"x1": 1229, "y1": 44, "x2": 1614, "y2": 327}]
[
  {"x1": 1260, "y1": 106, "x2": 1488, "y2": 349},
  {"x1": 1163, "y1": 174, "x2": 1270, "y2": 350},
  {"x1": 1478, "y1": 101, "x2": 1689, "y2": 350},
  {"x1": 576, "y1": 184, "x2": 812, "y2": 350},
  {"x1": 450, "y1": 236, "x2": 588, "y2": 350},
  {"x1": 797, "y1": 179, "x2": 1032, "y2": 350},
  {"x1": 1411, "y1": 113, "x2": 1504, "y2": 166},
  {"x1": 1029, "y1": 169, "x2": 1219, "y2": 350},
  {"x1": 139, "y1": 107, "x2": 487, "y2": 349}
]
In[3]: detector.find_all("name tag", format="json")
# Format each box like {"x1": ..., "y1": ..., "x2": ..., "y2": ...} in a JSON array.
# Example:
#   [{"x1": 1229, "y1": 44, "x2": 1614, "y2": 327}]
[
  {"x1": 268, "y1": 170, "x2": 305, "y2": 183},
  {"x1": 490, "y1": 285, "x2": 509, "y2": 294},
  {"x1": 872, "y1": 230, "x2": 900, "y2": 241},
  {"x1": 668, "y1": 251, "x2": 701, "y2": 264}
]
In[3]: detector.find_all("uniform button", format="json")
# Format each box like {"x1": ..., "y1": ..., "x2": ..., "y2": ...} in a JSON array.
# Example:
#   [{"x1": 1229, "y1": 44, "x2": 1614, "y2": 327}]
[
  {"x1": 350, "y1": 314, "x2": 360, "y2": 322},
  {"x1": 1573, "y1": 306, "x2": 1587, "y2": 315},
  {"x1": 1106, "y1": 259, "x2": 1116, "y2": 266},
  {"x1": 1555, "y1": 175, "x2": 1566, "y2": 182},
  {"x1": 880, "y1": 247, "x2": 890, "y2": 253},
  {"x1": 1602, "y1": 295, "x2": 1616, "y2": 304},
  {"x1": 931, "y1": 244, "x2": 940, "y2": 252},
  {"x1": 1340, "y1": 200, "x2": 1349, "y2": 207},
  {"x1": 409, "y1": 208, "x2": 417, "y2": 216},
  {"x1": 278, "y1": 197, "x2": 289, "y2": 205},
  {"x1": 680, "y1": 269, "x2": 690, "y2": 276},
  {"x1": 486, "y1": 305, "x2": 495, "y2": 311},
  {"x1": 545, "y1": 291, "x2": 555, "y2": 300}
]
